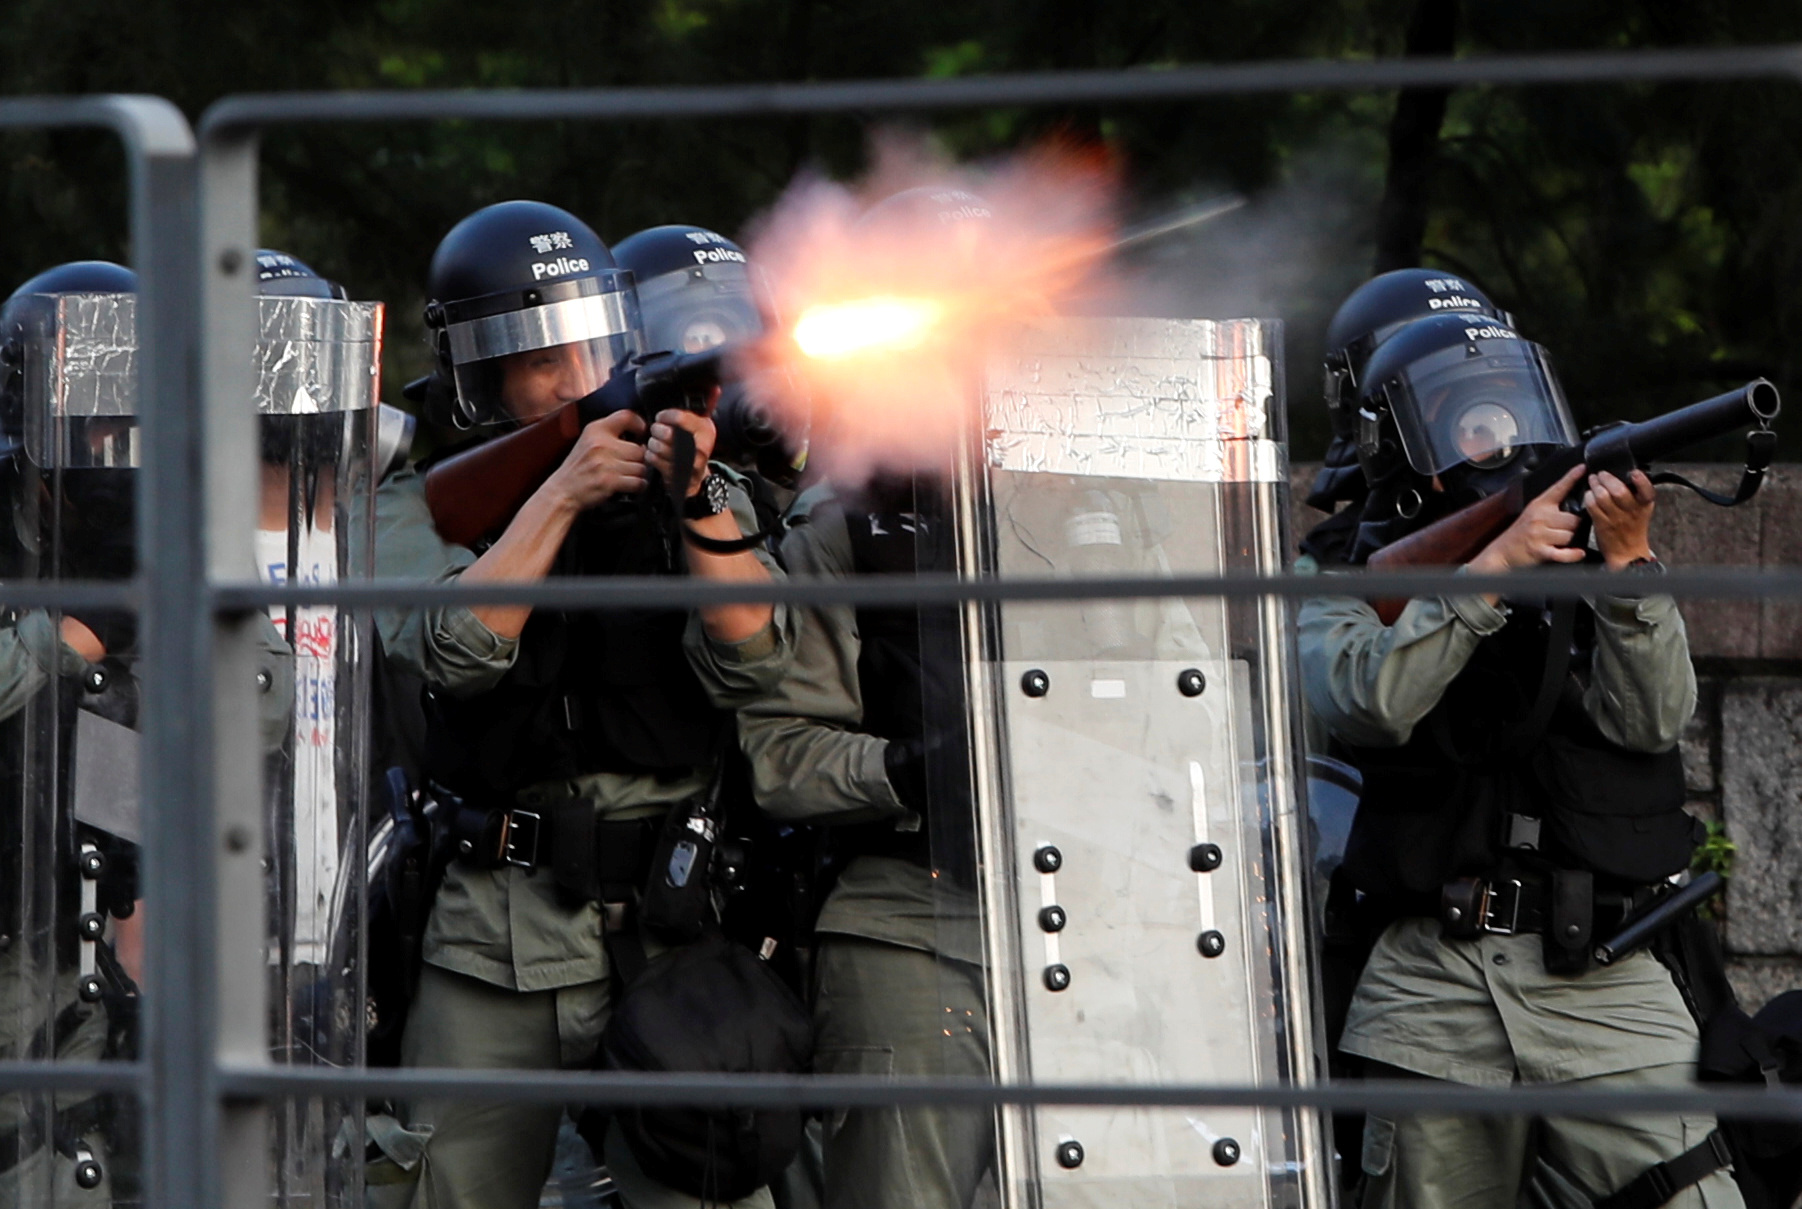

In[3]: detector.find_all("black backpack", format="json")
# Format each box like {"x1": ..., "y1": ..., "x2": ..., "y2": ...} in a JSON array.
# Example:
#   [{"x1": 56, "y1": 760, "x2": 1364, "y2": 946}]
[
  {"x1": 1697, "y1": 990, "x2": 1802, "y2": 1209},
  {"x1": 580, "y1": 931, "x2": 814, "y2": 1203}
]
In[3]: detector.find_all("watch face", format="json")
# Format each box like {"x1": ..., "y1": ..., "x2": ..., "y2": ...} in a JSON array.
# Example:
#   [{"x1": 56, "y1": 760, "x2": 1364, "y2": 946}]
[{"x1": 688, "y1": 471, "x2": 730, "y2": 518}]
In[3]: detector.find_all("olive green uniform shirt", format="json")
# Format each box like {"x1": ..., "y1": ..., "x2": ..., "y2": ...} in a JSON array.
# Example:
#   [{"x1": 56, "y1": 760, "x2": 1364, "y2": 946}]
[
  {"x1": 1296, "y1": 558, "x2": 1703, "y2": 1084},
  {"x1": 0, "y1": 610, "x2": 83, "y2": 720},
  {"x1": 368, "y1": 465, "x2": 794, "y2": 992},
  {"x1": 737, "y1": 486, "x2": 983, "y2": 966}
]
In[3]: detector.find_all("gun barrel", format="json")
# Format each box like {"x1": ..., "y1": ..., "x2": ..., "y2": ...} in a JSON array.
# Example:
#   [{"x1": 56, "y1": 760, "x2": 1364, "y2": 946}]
[{"x1": 1590, "y1": 379, "x2": 1780, "y2": 473}]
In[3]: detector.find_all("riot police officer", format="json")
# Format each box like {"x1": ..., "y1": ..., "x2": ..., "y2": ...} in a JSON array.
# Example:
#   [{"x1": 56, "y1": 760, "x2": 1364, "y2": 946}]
[
  {"x1": 1297, "y1": 296, "x2": 1742, "y2": 1207},
  {"x1": 0, "y1": 259, "x2": 139, "y2": 1207},
  {"x1": 737, "y1": 186, "x2": 997, "y2": 1209},
  {"x1": 362, "y1": 200, "x2": 794, "y2": 1209},
  {"x1": 1302, "y1": 268, "x2": 1506, "y2": 567},
  {"x1": 610, "y1": 224, "x2": 806, "y2": 518},
  {"x1": 0, "y1": 261, "x2": 294, "y2": 1206}
]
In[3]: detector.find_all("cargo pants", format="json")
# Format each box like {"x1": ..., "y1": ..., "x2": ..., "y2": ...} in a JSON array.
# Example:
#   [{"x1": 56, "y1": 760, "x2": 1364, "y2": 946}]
[{"x1": 365, "y1": 963, "x2": 775, "y2": 1209}]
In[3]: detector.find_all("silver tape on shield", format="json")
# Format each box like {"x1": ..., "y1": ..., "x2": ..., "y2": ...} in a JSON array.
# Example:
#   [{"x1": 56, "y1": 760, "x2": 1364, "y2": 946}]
[
  {"x1": 33, "y1": 294, "x2": 384, "y2": 418},
  {"x1": 255, "y1": 295, "x2": 384, "y2": 415},
  {"x1": 985, "y1": 318, "x2": 1282, "y2": 483}
]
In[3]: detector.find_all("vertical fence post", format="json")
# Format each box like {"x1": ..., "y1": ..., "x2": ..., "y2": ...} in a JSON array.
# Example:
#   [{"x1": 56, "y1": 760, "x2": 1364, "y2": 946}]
[
  {"x1": 110, "y1": 96, "x2": 220, "y2": 1209},
  {"x1": 199, "y1": 124, "x2": 273, "y2": 1207}
]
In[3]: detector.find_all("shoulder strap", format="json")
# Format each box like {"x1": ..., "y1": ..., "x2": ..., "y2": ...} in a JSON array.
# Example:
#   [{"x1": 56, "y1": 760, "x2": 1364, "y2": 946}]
[
  {"x1": 1648, "y1": 427, "x2": 1776, "y2": 507},
  {"x1": 1592, "y1": 1130, "x2": 1733, "y2": 1209},
  {"x1": 1510, "y1": 598, "x2": 1579, "y2": 749},
  {"x1": 603, "y1": 924, "x2": 652, "y2": 989}
]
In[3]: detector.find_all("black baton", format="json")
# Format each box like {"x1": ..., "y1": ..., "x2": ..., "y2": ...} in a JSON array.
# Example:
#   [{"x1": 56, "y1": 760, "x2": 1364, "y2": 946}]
[{"x1": 1593, "y1": 871, "x2": 1724, "y2": 966}]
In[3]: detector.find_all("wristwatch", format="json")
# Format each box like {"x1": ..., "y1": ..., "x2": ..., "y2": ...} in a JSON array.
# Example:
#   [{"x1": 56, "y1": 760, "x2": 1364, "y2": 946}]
[
  {"x1": 1623, "y1": 555, "x2": 1666, "y2": 575},
  {"x1": 682, "y1": 470, "x2": 731, "y2": 520}
]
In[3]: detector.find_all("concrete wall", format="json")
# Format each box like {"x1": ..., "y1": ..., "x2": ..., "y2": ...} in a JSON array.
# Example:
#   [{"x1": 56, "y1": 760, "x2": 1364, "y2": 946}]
[{"x1": 1290, "y1": 463, "x2": 1802, "y2": 1008}]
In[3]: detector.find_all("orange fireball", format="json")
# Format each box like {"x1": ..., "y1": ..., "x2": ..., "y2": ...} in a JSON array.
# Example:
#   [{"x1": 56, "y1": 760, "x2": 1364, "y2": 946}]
[{"x1": 745, "y1": 134, "x2": 1120, "y2": 482}]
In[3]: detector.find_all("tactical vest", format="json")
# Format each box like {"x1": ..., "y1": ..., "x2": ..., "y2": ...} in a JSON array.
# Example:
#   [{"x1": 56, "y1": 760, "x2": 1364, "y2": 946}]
[
  {"x1": 1335, "y1": 604, "x2": 1700, "y2": 908},
  {"x1": 423, "y1": 497, "x2": 727, "y2": 800},
  {"x1": 833, "y1": 477, "x2": 977, "y2": 885}
]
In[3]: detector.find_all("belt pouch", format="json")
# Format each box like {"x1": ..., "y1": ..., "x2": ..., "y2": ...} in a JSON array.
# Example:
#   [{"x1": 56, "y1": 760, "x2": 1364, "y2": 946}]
[
  {"x1": 1545, "y1": 869, "x2": 1595, "y2": 975},
  {"x1": 551, "y1": 800, "x2": 601, "y2": 904},
  {"x1": 1440, "y1": 877, "x2": 1484, "y2": 940},
  {"x1": 639, "y1": 798, "x2": 713, "y2": 945}
]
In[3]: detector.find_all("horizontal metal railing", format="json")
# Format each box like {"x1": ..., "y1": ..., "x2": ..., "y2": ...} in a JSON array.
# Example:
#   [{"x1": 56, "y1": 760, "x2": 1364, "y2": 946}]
[
  {"x1": 18, "y1": 564, "x2": 1802, "y2": 619},
  {"x1": 2, "y1": 1063, "x2": 1798, "y2": 1124},
  {"x1": 198, "y1": 43, "x2": 1802, "y2": 133}
]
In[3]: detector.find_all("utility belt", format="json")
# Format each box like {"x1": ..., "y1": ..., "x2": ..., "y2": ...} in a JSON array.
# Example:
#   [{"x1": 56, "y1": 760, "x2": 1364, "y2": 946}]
[
  {"x1": 438, "y1": 785, "x2": 661, "y2": 911},
  {"x1": 1436, "y1": 869, "x2": 1666, "y2": 975},
  {"x1": 435, "y1": 780, "x2": 722, "y2": 945}
]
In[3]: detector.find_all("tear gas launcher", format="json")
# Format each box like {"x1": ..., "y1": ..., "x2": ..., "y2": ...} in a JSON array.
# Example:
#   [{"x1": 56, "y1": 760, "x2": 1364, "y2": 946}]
[{"x1": 1367, "y1": 379, "x2": 1781, "y2": 624}]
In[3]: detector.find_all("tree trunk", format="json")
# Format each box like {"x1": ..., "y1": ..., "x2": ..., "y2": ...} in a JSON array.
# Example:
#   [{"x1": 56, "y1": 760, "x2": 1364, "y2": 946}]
[{"x1": 1372, "y1": 0, "x2": 1460, "y2": 275}]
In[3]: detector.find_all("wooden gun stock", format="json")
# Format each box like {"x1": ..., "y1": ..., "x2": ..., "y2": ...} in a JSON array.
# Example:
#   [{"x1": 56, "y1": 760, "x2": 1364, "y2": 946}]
[
  {"x1": 423, "y1": 401, "x2": 584, "y2": 548},
  {"x1": 1364, "y1": 483, "x2": 1524, "y2": 625}
]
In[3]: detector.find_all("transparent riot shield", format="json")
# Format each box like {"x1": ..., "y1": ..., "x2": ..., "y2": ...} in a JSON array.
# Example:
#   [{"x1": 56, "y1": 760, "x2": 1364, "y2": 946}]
[
  {"x1": 958, "y1": 317, "x2": 1331, "y2": 1209},
  {"x1": 2, "y1": 291, "x2": 146, "y2": 1206},
  {"x1": 3, "y1": 290, "x2": 382, "y2": 1206},
  {"x1": 252, "y1": 295, "x2": 382, "y2": 1208}
]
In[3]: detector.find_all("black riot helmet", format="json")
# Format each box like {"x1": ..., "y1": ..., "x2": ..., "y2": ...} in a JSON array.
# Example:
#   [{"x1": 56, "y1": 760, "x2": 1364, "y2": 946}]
[
  {"x1": 0, "y1": 260, "x2": 139, "y2": 461},
  {"x1": 0, "y1": 262, "x2": 140, "y2": 587},
  {"x1": 611, "y1": 225, "x2": 762, "y2": 355},
  {"x1": 612, "y1": 224, "x2": 813, "y2": 488},
  {"x1": 256, "y1": 249, "x2": 347, "y2": 299},
  {"x1": 1324, "y1": 269, "x2": 1504, "y2": 441},
  {"x1": 861, "y1": 185, "x2": 994, "y2": 229},
  {"x1": 421, "y1": 201, "x2": 642, "y2": 429},
  {"x1": 1354, "y1": 312, "x2": 1576, "y2": 494}
]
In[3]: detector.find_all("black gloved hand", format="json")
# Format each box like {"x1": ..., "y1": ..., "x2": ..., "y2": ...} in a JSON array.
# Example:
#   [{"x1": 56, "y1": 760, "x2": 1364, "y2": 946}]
[{"x1": 882, "y1": 736, "x2": 930, "y2": 814}]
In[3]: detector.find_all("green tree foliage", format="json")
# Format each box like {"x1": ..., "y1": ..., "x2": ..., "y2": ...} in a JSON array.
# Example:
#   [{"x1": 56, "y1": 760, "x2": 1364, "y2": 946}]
[{"x1": 1, "y1": 0, "x2": 1797, "y2": 458}]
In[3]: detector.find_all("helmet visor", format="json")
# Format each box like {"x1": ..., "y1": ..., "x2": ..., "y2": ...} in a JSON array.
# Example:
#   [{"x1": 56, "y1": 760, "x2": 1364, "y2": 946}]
[
  {"x1": 1387, "y1": 338, "x2": 1576, "y2": 476},
  {"x1": 634, "y1": 263, "x2": 763, "y2": 356},
  {"x1": 443, "y1": 272, "x2": 640, "y2": 364},
  {"x1": 442, "y1": 274, "x2": 642, "y2": 425}
]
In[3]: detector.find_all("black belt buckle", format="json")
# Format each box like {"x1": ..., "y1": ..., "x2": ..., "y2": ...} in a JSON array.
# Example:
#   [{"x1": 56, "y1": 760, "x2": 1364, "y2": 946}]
[
  {"x1": 1479, "y1": 878, "x2": 1524, "y2": 935},
  {"x1": 499, "y1": 809, "x2": 542, "y2": 869}
]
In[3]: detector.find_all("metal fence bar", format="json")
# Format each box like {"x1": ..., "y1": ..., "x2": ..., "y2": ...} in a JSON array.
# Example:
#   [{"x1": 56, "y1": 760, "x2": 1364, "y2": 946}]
[
  {"x1": 195, "y1": 102, "x2": 274, "y2": 1209},
  {"x1": 1, "y1": 1061, "x2": 1795, "y2": 1124},
  {"x1": 0, "y1": 1061, "x2": 145, "y2": 1095},
  {"x1": 198, "y1": 44, "x2": 1802, "y2": 134},
  {"x1": 116, "y1": 99, "x2": 214, "y2": 1209},
  {"x1": 209, "y1": 1068, "x2": 1802, "y2": 1123},
  {"x1": 0, "y1": 580, "x2": 141, "y2": 610},
  {"x1": 12, "y1": 564, "x2": 1802, "y2": 616},
  {"x1": 208, "y1": 566, "x2": 1802, "y2": 611},
  {"x1": 0, "y1": 92, "x2": 201, "y2": 1209}
]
